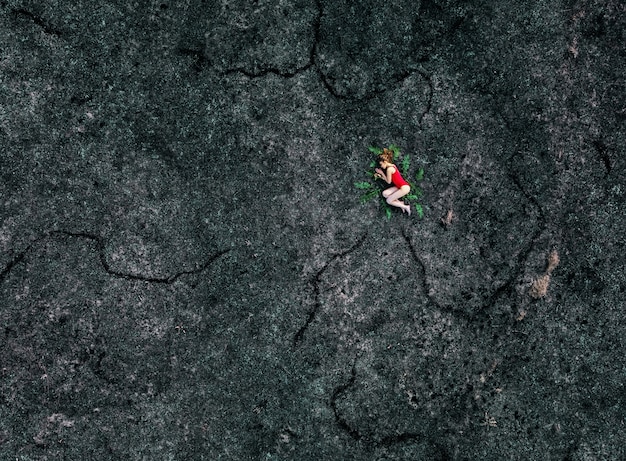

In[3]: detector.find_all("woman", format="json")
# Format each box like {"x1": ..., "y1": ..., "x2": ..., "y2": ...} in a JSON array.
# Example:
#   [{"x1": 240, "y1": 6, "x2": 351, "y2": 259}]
[{"x1": 374, "y1": 148, "x2": 411, "y2": 215}]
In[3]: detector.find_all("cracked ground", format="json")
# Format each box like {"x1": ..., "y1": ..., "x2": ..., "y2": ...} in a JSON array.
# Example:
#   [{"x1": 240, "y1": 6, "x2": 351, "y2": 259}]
[{"x1": 1, "y1": 0, "x2": 625, "y2": 459}]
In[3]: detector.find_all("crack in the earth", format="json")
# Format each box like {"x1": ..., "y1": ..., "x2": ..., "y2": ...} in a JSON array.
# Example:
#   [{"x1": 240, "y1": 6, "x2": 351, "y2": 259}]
[
  {"x1": 220, "y1": 0, "x2": 322, "y2": 82},
  {"x1": 591, "y1": 138, "x2": 612, "y2": 176},
  {"x1": 399, "y1": 227, "x2": 451, "y2": 314},
  {"x1": 474, "y1": 170, "x2": 546, "y2": 314},
  {"x1": 399, "y1": 227, "x2": 482, "y2": 324},
  {"x1": 219, "y1": 0, "x2": 435, "y2": 105},
  {"x1": 400, "y1": 168, "x2": 547, "y2": 322},
  {"x1": 330, "y1": 355, "x2": 453, "y2": 452},
  {"x1": 0, "y1": 251, "x2": 27, "y2": 284},
  {"x1": 0, "y1": 230, "x2": 230, "y2": 285},
  {"x1": 505, "y1": 169, "x2": 546, "y2": 222},
  {"x1": 61, "y1": 231, "x2": 230, "y2": 284},
  {"x1": 12, "y1": 8, "x2": 62, "y2": 37},
  {"x1": 177, "y1": 46, "x2": 211, "y2": 73},
  {"x1": 501, "y1": 170, "x2": 548, "y2": 285},
  {"x1": 417, "y1": 70, "x2": 434, "y2": 127},
  {"x1": 292, "y1": 232, "x2": 368, "y2": 347},
  {"x1": 330, "y1": 358, "x2": 363, "y2": 441}
]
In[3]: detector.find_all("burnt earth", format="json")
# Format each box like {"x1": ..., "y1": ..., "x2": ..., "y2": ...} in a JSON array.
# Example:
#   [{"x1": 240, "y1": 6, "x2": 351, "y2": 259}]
[{"x1": 1, "y1": 0, "x2": 625, "y2": 459}]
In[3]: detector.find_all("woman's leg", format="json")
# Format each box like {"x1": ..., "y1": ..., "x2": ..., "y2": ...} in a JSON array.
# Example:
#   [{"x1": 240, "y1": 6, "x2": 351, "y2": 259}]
[
  {"x1": 382, "y1": 187, "x2": 399, "y2": 199},
  {"x1": 385, "y1": 185, "x2": 411, "y2": 213}
]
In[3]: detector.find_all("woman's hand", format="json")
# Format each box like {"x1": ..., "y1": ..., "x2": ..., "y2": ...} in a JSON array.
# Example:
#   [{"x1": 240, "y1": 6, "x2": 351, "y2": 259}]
[{"x1": 374, "y1": 168, "x2": 384, "y2": 179}]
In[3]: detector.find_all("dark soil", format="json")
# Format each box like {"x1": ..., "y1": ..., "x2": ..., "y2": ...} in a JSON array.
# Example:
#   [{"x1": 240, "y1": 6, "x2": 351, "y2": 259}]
[{"x1": 1, "y1": 0, "x2": 625, "y2": 459}]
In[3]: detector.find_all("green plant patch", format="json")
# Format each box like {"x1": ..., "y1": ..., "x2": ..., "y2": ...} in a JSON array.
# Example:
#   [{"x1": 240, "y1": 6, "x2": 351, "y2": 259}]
[{"x1": 355, "y1": 145, "x2": 425, "y2": 220}]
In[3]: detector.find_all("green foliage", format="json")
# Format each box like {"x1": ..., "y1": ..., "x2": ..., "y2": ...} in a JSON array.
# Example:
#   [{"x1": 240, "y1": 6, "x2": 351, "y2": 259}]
[
  {"x1": 354, "y1": 181, "x2": 374, "y2": 190},
  {"x1": 354, "y1": 144, "x2": 425, "y2": 220},
  {"x1": 388, "y1": 144, "x2": 401, "y2": 159},
  {"x1": 360, "y1": 189, "x2": 379, "y2": 204},
  {"x1": 401, "y1": 155, "x2": 410, "y2": 176}
]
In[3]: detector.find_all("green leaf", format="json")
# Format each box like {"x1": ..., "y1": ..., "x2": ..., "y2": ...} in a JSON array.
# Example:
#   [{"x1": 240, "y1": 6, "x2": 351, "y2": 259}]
[
  {"x1": 388, "y1": 144, "x2": 401, "y2": 159},
  {"x1": 359, "y1": 145, "x2": 425, "y2": 221},
  {"x1": 360, "y1": 190, "x2": 379, "y2": 204},
  {"x1": 401, "y1": 155, "x2": 410, "y2": 176},
  {"x1": 354, "y1": 181, "x2": 373, "y2": 190}
]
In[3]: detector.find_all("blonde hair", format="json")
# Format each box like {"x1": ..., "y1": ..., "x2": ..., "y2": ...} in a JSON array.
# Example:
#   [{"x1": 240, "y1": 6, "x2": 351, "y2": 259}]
[{"x1": 378, "y1": 148, "x2": 394, "y2": 164}]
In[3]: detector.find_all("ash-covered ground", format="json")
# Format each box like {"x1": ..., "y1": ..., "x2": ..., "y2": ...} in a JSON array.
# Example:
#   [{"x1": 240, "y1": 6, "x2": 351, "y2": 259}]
[{"x1": 1, "y1": 0, "x2": 625, "y2": 459}]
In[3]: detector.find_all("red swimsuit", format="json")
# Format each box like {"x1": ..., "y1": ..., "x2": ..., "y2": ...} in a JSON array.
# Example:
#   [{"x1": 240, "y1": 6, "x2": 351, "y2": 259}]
[{"x1": 390, "y1": 165, "x2": 409, "y2": 188}]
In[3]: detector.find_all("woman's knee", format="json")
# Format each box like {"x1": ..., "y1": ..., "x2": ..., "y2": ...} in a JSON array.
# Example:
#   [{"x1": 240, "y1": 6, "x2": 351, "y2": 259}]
[{"x1": 383, "y1": 188, "x2": 397, "y2": 198}]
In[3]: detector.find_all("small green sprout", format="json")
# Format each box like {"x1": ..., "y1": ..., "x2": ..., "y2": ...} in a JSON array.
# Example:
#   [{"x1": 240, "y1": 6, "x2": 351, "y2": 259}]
[{"x1": 354, "y1": 145, "x2": 425, "y2": 220}]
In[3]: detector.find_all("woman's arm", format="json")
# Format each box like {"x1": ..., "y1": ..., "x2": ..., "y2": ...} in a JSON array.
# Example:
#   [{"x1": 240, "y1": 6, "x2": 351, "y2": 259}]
[
  {"x1": 375, "y1": 166, "x2": 395, "y2": 184},
  {"x1": 385, "y1": 166, "x2": 395, "y2": 184}
]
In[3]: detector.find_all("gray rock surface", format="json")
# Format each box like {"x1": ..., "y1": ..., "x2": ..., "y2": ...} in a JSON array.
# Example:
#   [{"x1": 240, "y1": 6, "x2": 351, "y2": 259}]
[{"x1": 1, "y1": 0, "x2": 625, "y2": 459}]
